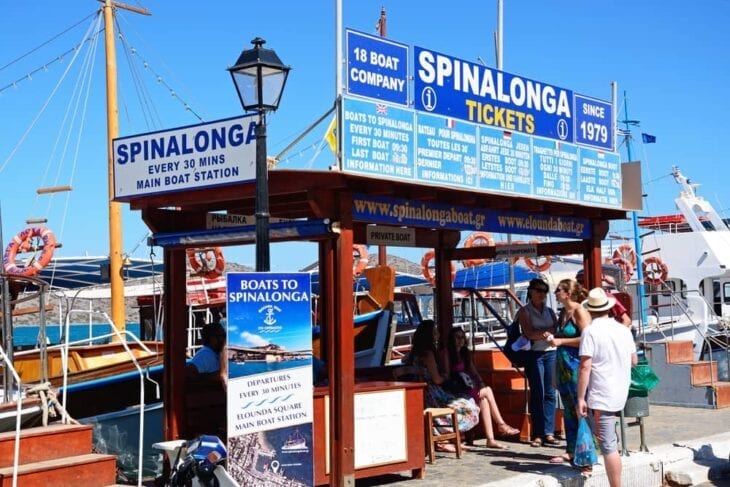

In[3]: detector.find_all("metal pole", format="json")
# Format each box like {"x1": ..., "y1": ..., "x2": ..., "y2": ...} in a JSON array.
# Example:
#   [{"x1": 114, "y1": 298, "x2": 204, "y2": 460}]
[
  {"x1": 255, "y1": 112, "x2": 270, "y2": 272},
  {"x1": 622, "y1": 91, "x2": 647, "y2": 333}
]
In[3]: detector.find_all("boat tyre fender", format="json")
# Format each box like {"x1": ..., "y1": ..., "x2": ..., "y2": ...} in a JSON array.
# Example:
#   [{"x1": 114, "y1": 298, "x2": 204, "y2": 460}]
[
  {"x1": 613, "y1": 244, "x2": 637, "y2": 269},
  {"x1": 353, "y1": 244, "x2": 369, "y2": 277},
  {"x1": 523, "y1": 240, "x2": 551, "y2": 272},
  {"x1": 421, "y1": 249, "x2": 455, "y2": 286},
  {"x1": 612, "y1": 256, "x2": 634, "y2": 281},
  {"x1": 462, "y1": 231, "x2": 495, "y2": 267},
  {"x1": 187, "y1": 247, "x2": 225, "y2": 279},
  {"x1": 643, "y1": 256, "x2": 668, "y2": 285},
  {"x1": 3, "y1": 226, "x2": 56, "y2": 277}
]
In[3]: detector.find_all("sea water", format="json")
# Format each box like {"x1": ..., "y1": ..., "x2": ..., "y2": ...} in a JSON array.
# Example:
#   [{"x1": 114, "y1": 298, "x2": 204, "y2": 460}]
[{"x1": 12, "y1": 323, "x2": 142, "y2": 348}]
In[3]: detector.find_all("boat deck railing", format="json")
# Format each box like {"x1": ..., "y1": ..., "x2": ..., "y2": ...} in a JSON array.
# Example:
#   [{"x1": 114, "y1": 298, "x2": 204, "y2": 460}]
[{"x1": 642, "y1": 286, "x2": 730, "y2": 389}]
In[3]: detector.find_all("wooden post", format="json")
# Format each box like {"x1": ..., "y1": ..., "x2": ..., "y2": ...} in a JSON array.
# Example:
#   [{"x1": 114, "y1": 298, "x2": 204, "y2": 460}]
[
  {"x1": 332, "y1": 193, "x2": 355, "y2": 486},
  {"x1": 163, "y1": 248, "x2": 187, "y2": 441}
]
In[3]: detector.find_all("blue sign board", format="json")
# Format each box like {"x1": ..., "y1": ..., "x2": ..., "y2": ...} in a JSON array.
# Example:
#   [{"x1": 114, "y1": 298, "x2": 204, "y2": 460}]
[
  {"x1": 346, "y1": 29, "x2": 408, "y2": 106},
  {"x1": 415, "y1": 113, "x2": 477, "y2": 187},
  {"x1": 352, "y1": 194, "x2": 591, "y2": 239},
  {"x1": 478, "y1": 127, "x2": 532, "y2": 195},
  {"x1": 532, "y1": 138, "x2": 580, "y2": 201},
  {"x1": 226, "y1": 272, "x2": 314, "y2": 487},
  {"x1": 342, "y1": 95, "x2": 623, "y2": 209},
  {"x1": 342, "y1": 97, "x2": 415, "y2": 178},
  {"x1": 574, "y1": 94, "x2": 614, "y2": 151},
  {"x1": 413, "y1": 46, "x2": 574, "y2": 143},
  {"x1": 578, "y1": 148, "x2": 622, "y2": 207}
]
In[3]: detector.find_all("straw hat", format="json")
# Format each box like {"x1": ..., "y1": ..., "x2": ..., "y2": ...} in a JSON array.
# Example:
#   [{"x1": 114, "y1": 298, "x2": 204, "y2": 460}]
[{"x1": 581, "y1": 287, "x2": 616, "y2": 312}]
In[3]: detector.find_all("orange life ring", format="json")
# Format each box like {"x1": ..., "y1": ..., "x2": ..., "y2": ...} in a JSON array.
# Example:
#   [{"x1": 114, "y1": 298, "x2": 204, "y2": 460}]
[
  {"x1": 353, "y1": 244, "x2": 369, "y2": 277},
  {"x1": 523, "y1": 240, "x2": 551, "y2": 272},
  {"x1": 421, "y1": 250, "x2": 456, "y2": 286},
  {"x1": 613, "y1": 244, "x2": 637, "y2": 269},
  {"x1": 462, "y1": 231, "x2": 495, "y2": 267},
  {"x1": 612, "y1": 256, "x2": 634, "y2": 282},
  {"x1": 187, "y1": 247, "x2": 225, "y2": 279},
  {"x1": 643, "y1": 256, "x2": 668, "y2": 285},
  {"x1": 3, "y1": 226, "x2": 56, "y2": 277}
]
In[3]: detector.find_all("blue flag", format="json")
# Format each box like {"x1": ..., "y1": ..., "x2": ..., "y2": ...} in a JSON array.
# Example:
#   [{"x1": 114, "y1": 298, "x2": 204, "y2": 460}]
[{"x1": 641, "y1": 133, "x2": 656, "y2": 144}]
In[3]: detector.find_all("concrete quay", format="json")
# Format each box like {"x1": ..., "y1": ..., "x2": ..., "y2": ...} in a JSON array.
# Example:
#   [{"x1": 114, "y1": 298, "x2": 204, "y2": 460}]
[{"x1": 356, "y1": 404, "x2": 730, "y2": 487}]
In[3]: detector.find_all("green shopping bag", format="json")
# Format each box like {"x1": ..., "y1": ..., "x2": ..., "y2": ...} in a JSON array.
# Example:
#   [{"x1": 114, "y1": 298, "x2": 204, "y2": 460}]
[{"x1": 629, "y1": 358, "x2": 660, "y2": 396}]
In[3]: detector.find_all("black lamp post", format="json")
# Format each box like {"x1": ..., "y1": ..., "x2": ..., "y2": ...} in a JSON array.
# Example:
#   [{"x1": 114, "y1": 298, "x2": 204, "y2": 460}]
[{"x1": 228, "y1": 37, "x2": 290, "y2": 272}]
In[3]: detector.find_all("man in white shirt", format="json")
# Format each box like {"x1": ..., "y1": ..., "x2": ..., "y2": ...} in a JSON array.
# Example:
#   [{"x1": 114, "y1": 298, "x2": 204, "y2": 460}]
[{"x1": 577, "y1": 288, "x2": 637, "y2": 487}]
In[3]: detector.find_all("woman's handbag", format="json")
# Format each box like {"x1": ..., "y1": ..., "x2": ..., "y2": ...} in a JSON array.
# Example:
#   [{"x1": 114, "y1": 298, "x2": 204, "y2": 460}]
[
  {"x1": 573, "y1": 417, "x2": 598, "y2": 467},
  {"x1": 503, "y1": 319, "x2": 529, "y2": 368}
]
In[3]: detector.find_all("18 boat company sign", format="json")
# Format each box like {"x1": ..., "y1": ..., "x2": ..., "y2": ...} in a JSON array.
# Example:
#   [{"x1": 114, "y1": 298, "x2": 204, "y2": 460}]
[
  {"x1": 112, "y1": 115, "x2": 256, "y2": 200},
  {"x1": 342, "y1": 30, "x2": 622, "y2": 209}
]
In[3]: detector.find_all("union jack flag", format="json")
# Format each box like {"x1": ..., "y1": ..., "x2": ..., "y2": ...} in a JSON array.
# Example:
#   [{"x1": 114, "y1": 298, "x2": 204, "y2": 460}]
[{"x1": 375, "y1": 104, "x2": 388, "y2": 115}]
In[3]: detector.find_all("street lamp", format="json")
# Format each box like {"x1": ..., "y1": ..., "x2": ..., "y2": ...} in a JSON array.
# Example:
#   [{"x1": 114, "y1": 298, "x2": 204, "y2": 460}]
[{"x1": 228, "y1": 37, "x2": 290, "y2": 272}]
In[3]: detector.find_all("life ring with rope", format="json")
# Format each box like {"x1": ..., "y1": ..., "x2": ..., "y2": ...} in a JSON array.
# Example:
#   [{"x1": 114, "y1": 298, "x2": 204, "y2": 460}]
[
  {"x1": 613, "y1": 244, "x2": 637, "y2": 270},
  {"x1": 353, "y1": 244, "x2": 369, "y2": 277},
  {"x1": 3, "y1": 226, "x2": 56, "y2": 277},
  {"x1": 421, "y1": 249, "x2": 456, "y2": 286},
  {"x1": 611, "y1": 256, "x2": 634, "y2": 282},
  {"x1": 643, "y1": 256, "x2": 668, "y2": 285},
  {"x1": 187, "y1": 247, "x2": 225, "y2": 279},
  {"x1": 523, "y1": 240, "x2": 552, "y2": 272},
  {"x1": 462, "y1": 231, "x2": 495, "y2": 267}
]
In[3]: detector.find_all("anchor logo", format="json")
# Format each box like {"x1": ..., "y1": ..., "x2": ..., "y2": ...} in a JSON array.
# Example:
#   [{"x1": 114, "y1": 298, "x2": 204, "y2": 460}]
[{"x1": 258, "y1": 304, "x2": 282, "y2": 330}]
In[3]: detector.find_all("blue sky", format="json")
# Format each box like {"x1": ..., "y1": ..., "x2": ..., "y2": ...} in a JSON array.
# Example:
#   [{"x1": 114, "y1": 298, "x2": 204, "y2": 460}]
[{"x1": 2, "y1": 1, "x2": 729, "y2": 272}]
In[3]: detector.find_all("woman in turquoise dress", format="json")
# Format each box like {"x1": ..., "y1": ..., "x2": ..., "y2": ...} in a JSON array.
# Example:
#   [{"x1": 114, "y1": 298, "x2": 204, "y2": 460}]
[
  {"x1": 405, "y1": 320, "x2": 480, "y2": 450},
  {"x1": 548, "y1": 278, "x2": 592, "y2": 464}
]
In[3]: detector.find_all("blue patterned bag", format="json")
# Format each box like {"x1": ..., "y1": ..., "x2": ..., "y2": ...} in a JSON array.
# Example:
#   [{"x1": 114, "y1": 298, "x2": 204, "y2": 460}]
[{"x1": 573, "y1": 417, "x2": 598, "y2": 467}]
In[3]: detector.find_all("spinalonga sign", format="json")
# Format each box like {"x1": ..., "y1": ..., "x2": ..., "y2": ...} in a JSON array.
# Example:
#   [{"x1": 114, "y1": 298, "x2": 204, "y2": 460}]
[{"x1": 343, "y1": 29, "x2": 621, "y2": 209}]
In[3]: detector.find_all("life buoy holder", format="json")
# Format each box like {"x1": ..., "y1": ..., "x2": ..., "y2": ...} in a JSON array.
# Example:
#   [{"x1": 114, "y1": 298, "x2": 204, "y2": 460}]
[
  {"x1": 612, "y1": 256, "x2": 634, "y2": 282},
  {"x1": 421, "y1": 250, "x2": 456, "y2": 286},
  {"x1": 353, "y1": 244, "x2": 369, "y2": 277},
  {"x1": 187, "y1": 247, "x2": 225, "y2": 279},
  {"x1": 462, "y1": 231, "x2": 495, "y2": 267},
  {"x1": 523, "y1": 240, "x2": 552, "y2": 273},
  {"x1": 3, "y1": 226, "x2": 56, "y2": 277},
  {"x1": 613, "y1": 244, "x2": 637, "y2": 270},
  {"x1": 643, "y1": 256, "x2": 668, "y2": 285}
]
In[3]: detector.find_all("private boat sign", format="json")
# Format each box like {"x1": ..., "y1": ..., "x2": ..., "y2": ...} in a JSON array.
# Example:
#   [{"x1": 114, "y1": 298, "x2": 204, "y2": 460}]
[{"x1": 112, "y1": 115, "x2": 257, "y2": 200}]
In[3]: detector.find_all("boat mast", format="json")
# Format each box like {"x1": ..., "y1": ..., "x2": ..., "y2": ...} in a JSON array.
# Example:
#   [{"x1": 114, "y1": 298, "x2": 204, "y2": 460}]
[
  {"x1": 102, "y1": 1, "x2": 150, "y2": 333},
  {"x1": 620, "y1": 91, "x2": 648, "y2": 334}
]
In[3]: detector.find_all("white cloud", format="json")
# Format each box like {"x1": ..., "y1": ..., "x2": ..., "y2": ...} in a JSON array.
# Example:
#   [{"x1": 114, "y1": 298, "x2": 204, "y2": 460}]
[{"x1": 240, "y1": 331, "x2": 269, "y2": 347}]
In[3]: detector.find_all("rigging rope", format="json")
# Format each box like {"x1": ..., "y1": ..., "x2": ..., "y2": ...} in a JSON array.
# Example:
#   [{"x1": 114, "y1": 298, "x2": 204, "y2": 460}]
[{"x1": 0, "y1": 12, "x2": 101, "y2": 176}]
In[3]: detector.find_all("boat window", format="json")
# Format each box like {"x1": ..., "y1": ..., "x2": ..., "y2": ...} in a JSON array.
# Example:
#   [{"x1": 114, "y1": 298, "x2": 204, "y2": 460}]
[{"x1": 723, "y1": 283, "x2": 730, "y2": 304}]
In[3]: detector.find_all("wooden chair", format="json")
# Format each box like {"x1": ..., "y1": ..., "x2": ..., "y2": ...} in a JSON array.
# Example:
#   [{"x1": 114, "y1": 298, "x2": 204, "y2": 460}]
[{"x1": 392, "y1": 365, "x2": 462, "y2": 463}]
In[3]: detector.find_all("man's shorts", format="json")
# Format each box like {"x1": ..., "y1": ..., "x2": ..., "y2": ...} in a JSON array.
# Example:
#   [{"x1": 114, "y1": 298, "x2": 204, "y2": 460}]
[{"x1": 590, "y1": 410, "x2": 619, "y2": 454}]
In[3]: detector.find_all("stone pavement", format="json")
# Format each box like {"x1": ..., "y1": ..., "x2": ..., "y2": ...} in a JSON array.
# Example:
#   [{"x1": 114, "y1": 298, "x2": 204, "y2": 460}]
[{"x1": 356, "y1": 405, "x2": 730, "y2": 487}]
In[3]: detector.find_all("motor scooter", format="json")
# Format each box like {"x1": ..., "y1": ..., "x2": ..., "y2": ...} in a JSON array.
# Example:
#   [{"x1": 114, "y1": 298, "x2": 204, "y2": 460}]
[{"x1": 153, "y1": 435, "x2": 239, "y2": 487}]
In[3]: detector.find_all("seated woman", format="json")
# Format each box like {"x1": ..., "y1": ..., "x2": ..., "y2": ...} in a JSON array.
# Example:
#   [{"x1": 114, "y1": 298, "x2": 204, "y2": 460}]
[
  {"x1": 442, "y1": 328, "x2": 520, "y2": 449},
  {"x1": 405, "y1": 319, "x2": 480, "y2": 452}
]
